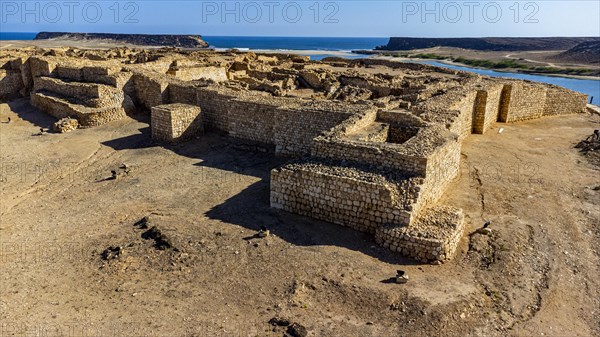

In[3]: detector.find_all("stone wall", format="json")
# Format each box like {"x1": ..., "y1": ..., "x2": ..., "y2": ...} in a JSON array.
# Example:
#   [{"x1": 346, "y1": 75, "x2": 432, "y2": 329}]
[
  {"x1": 28, "y1": 56, "x2": 57, "y2": 78},
  {"x1": 273, "y1": 102, "x2": 361, "y2": 156},
  {"x1": 169, "y1": 66, "x2": 228, "y2": 82},
  {"x1": 414, "y1": 85, "x2": 479, "y2": 140},
  {"x1": 312, "y1": 137, "x2": 427, "y2": 175},
  {"x1": 498, "y1": 82, "x2": 548, "y2": 122},
  {"x1": 151, "y1": 103, "x2": 203, "y2": 143},
  {"x1": 227, "y1": 96, "x2": 279, "y2": 145},
  {"x1": 30, "y1": 91, "x2": 129, "y2": 127},
  {"x1": 420, "y1": 131, "x2": 462, "y2": 209},
  {"x1": 0, "y1": 70, "x2": 24, "y2": 101},
  {"x1": 543, "y1": 86, "x2": 588, "y2": 116},
  {"x1": 270, "y1": 160, "x2": 422, "y2": 233},
  {"x1": 472, "y1": 83, "x2": 503, "y2": 134},
  {"x1": 196, "y1": 86, "x2": 238, "y2": 131},
  {"x1": 33, "y1": 76, "x2": 124, "y2": 108},
  {"x1": 167, "y1": 81, "x2": 199, "y2": 106},
  {"x1": 132, "y1": 72, "x2": 170, "y2": 111},
  {"x1": 375, "y1": 206, "x2": 465, "y2": 262}
]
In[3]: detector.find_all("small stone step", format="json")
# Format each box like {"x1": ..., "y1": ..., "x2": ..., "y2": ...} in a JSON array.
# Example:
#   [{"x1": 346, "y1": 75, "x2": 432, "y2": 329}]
[
  {"x1": 31, "y1": 91, "x2": 130, "y2": 127},
  {"x1": 34, "y1": 76, "x2": 124, "y2": 108}
]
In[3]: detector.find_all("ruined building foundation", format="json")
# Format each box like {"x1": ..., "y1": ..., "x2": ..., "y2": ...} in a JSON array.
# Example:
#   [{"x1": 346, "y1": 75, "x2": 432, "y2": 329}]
[{"x1": 0, "y1": 48, "x2": 588, "y2": 263}]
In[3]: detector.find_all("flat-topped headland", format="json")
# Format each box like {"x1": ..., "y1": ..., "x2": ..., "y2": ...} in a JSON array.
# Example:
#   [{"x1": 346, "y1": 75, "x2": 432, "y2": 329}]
[
  {"x1": 376, "y1": 37, "x2": 600, "y2": 51},
  {"x1": 34, "y1": 32, "x2": 209, "y2": 48}
]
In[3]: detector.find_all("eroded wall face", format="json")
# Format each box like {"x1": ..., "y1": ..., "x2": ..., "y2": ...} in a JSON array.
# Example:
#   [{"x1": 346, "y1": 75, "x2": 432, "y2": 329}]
[
  {"x1": 227, "y1": 99, "x2": 276, "y2": 145},
  {"x1": 196, "y1": 87, "x2": 235, "y2": 131},
  {"x1": 420, "y1": 140, "x2": 462, "y2": 209},
  {"x1": 133, "y1": 72, "x2": 170, "y2": 111},
  {"x1": 274, "y1": 109, "x2": 354, "y2": 156},
  {"x1": 151, "y1": 103, "x2": 203, "y2": 143},
  {"x1": 270, "y1": 167, "x2": 417, "y2": 233},
  {"x1": 499, "y1": 83, "x2": 548, "y2": 122},
  {"x1": 0, "y1": 70, "x2": 24, "y2": 100},
  {"x1": 375, "y1": 206, "x2": 465, "y2": 263},
  {"x1": 543, "y1": 87, "x2": 588, "y2": 116},
  {"x1": 472, "y1": 84, "x2": 503, "y2": 134}
]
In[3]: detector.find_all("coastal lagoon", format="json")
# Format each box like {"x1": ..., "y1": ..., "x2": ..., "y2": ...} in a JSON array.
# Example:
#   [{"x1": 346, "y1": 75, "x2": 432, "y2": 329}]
[{"x1": 420, "y1": 61, "x2": 600, "y2": 102}]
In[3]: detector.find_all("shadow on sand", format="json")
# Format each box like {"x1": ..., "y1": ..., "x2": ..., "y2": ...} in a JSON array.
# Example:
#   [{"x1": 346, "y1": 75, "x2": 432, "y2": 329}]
[
  {"x1": 5, "y1": 98, "x2": 56, "y2": 129},
  {"x1": 100, "y1": 114, "x2": 416, "y2": 265}
]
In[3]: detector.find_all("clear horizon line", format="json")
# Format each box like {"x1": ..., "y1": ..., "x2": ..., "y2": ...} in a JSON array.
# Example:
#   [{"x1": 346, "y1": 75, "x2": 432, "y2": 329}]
[{"x1": 3, "y1": 32, "x2": 600, "y2": 39}]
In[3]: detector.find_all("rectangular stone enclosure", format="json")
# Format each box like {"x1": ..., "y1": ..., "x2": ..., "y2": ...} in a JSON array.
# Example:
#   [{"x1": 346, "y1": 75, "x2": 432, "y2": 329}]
[{"x1": 151, "y1": 103, "x2": 203, "y2": 143}]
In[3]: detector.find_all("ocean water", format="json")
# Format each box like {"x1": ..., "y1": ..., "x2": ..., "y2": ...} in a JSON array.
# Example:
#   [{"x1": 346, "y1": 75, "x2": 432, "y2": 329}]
[
  {"x1": 421, "y1": 61, "x2": 600, "y2": 101},
  {"x1": 202, "y1": 36, "x2": 388, "y2": 51},
  {"x1": 0, "y1": 32, "x2": 37, "y2": 40},
  {"x1": 0, "y1": 32, "x2": 388, "y2": 51},
  {"x1": 1, "y1": 32, "x2": 597, "y2": 99}
]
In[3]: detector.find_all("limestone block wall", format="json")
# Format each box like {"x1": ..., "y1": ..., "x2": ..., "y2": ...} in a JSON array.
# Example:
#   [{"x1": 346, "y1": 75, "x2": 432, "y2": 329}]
[
  {"x1": 56, "y1": 65, "x2": 84, "y2": 81},
  {"x1": 151, "y1": 103, "x2": 203, "y2": 143},
  {"x1": 82, "y1": 65, "x2": 131, "y2": 89},
  {"x1": 0, "y1": 70, "x2": 24, "y2": 101},
  {"x1": 375, "y1": 206, "x2": 465, "y2": 262},
  {"x1": 270, "y1": 161, "x2": 422, "y2": 233},
  {"x1": 472, "y1": 83, "x2": 503, "y2": 134},
  {"x1": 311, "y1": 108, "x2": 426, "y2": 173},
  {"x1": 377, "y1": 109, "x2": 428, "y2": 128},
  {"x1": 414, "y1": 85, "x2": 479, "y2": 140},
  {"x1": 29, "y1": 57, "x2": 57, "y2": 78},
  {"x1": 419, "y1": 134, "x2": 462, "y2": 210},
  {"x1": 312, "y1": 137, "x2": 428, "y2": 175},
  {"x1": 30, "y1": 91, "x2": 128, "y2": 127},
  {"x1": 450, "y1": 90, "x2": 479, "y2": 139},
  {"x1": 542, "y1": 86, "x2": 588, "y2": 116},
  {"x1": 132, "y1": 72, "x2": 170, "y2": 111},
  {"x1": 499, "y1": 82, "x2": 548, "y2": 122},
  {"x1": 377, "y1": 109, "x2": 427, "y2": 143},
  {"x1": 169, "y1": 66, "x2": 228, "y2": 82},
  {"x1": 227, "y1": 97, "x2": 279, "y2": 144},
  {"x1": 168, "y1": 81, "x2": 200, "y2": 106},
  {"x1": 20, "y1": 57, "x2": 33, "y2": 94},
  {"x1": 273, "y1": 104, "x2": 360, "y2": 156},
  {"x1": 33, "y1": 76, "x2": 124, "y2": 107},
  {"x1": 187, "y1": 87, "x2": 365, "y2": 155},
  {"x1": 196, "y1": 86, "x2": 238, "y2": 131}
]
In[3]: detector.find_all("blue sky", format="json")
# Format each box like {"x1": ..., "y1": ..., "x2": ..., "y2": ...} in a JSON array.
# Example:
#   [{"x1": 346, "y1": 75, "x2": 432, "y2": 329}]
[{"x1": 2, "y1": 1, "x2": 599, "y2": 37}]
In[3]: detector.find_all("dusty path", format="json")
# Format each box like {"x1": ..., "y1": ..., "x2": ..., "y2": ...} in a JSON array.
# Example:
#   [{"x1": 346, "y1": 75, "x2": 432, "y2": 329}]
[
  {"x1": 1, "y1": 99, "x2": 598, "y2": 336},
  {"x1": 505, "y1": 53, "x2": 558, "y2": 67}
]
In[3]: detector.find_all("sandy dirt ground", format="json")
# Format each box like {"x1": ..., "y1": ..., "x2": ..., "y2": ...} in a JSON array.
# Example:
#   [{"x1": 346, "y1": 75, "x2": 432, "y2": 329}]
[{"x1": 0, "y1": 99, "x2": 599, "y2": 336}]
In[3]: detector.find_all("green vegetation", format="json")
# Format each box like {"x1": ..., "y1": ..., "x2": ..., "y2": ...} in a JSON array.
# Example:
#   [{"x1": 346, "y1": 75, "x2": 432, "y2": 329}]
[
  {"x1": 453, "y1": 57, "x2": 528, "y2": 69},
  {"x1": 412, "y1": 53, "x2": 446, "y2": 60}
]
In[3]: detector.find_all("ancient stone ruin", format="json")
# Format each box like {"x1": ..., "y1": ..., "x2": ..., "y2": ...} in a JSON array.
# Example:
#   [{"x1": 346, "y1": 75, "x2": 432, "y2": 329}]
[{"x1": 0, "y1": 47, "x2": 588, "y2": 263}]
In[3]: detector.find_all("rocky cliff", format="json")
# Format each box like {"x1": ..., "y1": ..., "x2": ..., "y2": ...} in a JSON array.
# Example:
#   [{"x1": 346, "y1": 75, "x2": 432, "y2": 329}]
[
  {"x1": 377, "y1": 37, "x2": 600, "y2": 51},
  {"x1": 34, "y1": 32, "x2": 209, "y2": 48}
]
